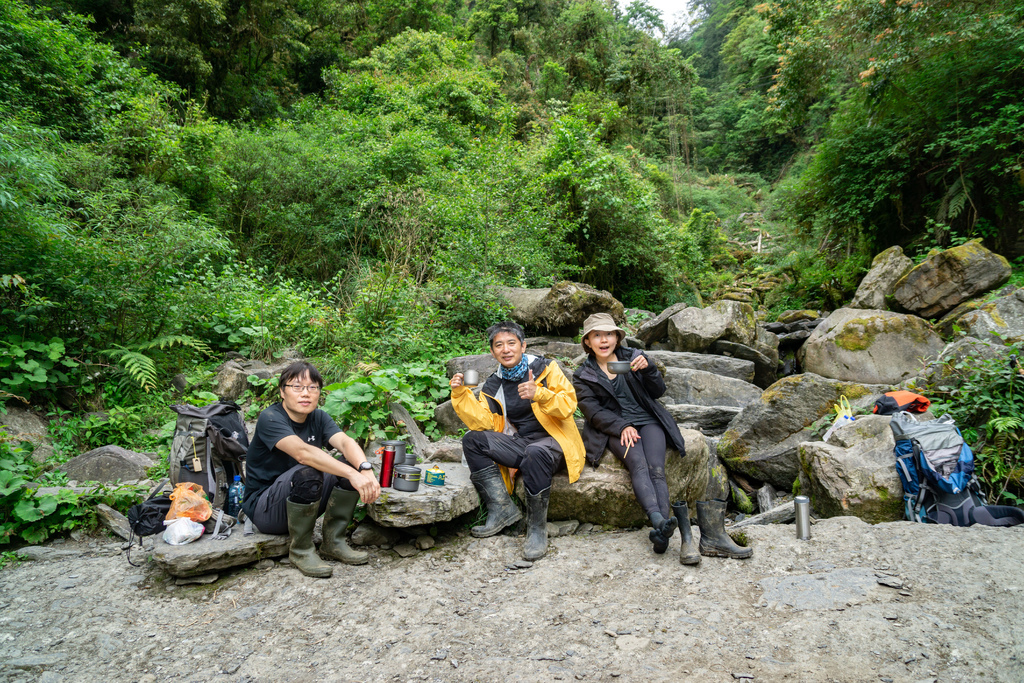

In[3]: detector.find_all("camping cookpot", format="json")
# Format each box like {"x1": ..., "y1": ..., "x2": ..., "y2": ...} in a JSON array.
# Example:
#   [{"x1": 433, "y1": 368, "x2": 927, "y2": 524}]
[
  {"x1": 392, "y1": 465, "x2": 422, "y2": 492},
  {"x1": 381, "y1": 440, "x2": 411, "y2": 466}
]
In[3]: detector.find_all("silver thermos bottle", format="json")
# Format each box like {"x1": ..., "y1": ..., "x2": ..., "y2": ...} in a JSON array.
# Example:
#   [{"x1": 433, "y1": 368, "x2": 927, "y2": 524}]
[{"x1": 795, "y1": 495, "x2": 811, "y2": 540}]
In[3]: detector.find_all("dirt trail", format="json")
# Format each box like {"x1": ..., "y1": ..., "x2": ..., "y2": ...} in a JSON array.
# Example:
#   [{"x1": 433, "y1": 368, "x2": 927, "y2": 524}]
[{"x1": 1, "y1": 517, "x2": 1022, "y2": 682}]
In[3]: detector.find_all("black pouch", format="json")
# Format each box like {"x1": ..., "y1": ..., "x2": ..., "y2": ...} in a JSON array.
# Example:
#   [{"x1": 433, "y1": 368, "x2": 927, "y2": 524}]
[{"x1": 125, "y1": 488, "x2": 173, "y2": 566}]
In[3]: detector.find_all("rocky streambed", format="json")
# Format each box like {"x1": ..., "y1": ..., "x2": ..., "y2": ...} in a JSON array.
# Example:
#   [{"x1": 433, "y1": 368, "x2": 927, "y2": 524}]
[{"x1": 2, "y1": 518, "x2": 1022, "y2": 682}]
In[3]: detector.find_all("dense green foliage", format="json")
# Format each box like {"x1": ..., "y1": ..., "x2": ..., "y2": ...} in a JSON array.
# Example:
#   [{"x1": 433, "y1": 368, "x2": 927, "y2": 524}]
[
  {"x1": 1, "y1": 0, "x2": 1023, "y2": 543},
  {"x1": 0, "y1": 435, "x2": 143, "y2": 544},
  {"x1": 928, "y1": 345, "x2": 1024, "y2": 505}
]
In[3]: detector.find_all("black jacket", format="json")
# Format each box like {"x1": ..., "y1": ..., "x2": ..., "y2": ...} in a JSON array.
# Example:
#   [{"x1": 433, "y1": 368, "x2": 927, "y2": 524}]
[{"x1": 572, "y1": 347, "x2": 686, "y2": 466}]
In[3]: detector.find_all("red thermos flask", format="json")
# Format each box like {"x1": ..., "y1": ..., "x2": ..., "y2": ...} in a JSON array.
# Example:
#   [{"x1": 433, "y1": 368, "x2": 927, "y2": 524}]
[{"x1": 380, "y1": 445, "x2": 396, "y2": 488}]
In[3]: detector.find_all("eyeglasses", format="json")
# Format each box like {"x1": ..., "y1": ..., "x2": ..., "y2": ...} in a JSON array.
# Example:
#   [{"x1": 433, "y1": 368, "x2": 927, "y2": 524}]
[{"x1": 284, "y1": 384, "x2": 321, "y2": 394}]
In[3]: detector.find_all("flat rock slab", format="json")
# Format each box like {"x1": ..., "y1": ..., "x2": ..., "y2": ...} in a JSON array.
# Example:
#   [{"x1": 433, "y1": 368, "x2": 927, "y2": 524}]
[
  {"x1": 759, "y1": 567, "x2": 882, "y2": 611},
  {"x1": 365, "y1": 461, "x2": 478, "y2": 528},
  {"x1": 150, "y1": 530, "x2": 289, "y2": 578}
]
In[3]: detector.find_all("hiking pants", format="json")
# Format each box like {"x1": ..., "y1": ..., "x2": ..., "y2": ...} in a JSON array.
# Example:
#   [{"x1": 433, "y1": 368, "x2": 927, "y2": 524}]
[
  {"x1": 462, "y1": 431, "x2": 562, "y2": 496},
  {"x1": 249, "y1": 464, "x2": 356, "y2": 535},
  {"x1": 606, "y1": 424, "x2": 669, "y2": 518}
]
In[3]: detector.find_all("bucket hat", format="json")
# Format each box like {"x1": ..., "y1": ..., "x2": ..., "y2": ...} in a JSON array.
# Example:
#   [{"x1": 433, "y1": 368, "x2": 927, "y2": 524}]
[{"x1": 581, "y1": 312, "x2": 626, "y2": 353}]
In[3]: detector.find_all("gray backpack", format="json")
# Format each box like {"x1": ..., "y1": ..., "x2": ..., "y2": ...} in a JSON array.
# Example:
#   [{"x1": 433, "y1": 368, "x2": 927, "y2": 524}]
[{"x1": 169, "y1": 402, "x2": 249, "y2": 510}]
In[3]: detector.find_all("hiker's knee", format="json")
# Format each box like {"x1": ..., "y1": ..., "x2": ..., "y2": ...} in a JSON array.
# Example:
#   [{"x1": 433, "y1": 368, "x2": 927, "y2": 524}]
[{"x1": 288, "y1": 466, "x2": 323, "y2": 504}]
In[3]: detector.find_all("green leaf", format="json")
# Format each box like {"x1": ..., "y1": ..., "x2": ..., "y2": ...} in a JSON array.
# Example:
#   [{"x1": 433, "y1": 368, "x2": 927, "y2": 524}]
[{"x1": 13, "y1": 498, "x2": 45, "y2": 522}]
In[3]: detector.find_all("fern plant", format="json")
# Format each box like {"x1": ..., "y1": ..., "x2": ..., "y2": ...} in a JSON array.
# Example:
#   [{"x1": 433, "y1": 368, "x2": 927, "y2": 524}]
[{"x1": 102, "y1": 334, "x2": 210, "y2": 391}]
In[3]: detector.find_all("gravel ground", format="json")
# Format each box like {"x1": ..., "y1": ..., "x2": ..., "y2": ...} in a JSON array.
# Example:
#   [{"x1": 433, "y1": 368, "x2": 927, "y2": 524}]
[{"x1": 1, "y1": 516, "x2": 1022, "y2": 683}]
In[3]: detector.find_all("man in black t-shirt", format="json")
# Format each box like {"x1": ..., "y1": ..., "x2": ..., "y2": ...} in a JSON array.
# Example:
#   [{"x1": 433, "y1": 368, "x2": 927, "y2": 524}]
[{"x1": 242, "y1": 361, "x2": 380, "y2": 578}]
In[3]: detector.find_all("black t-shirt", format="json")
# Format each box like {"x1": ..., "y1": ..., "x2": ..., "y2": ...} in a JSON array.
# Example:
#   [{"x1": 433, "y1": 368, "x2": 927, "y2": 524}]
[
  {"x1": 241, "y1": 403, "x2": 341, "y2": 518},
  {"x1": 611, "y1": 374, "x2": 656, "y2": 428},
  {"x1": 500, "y1": 377, "x2": 548, "y2": 442}
]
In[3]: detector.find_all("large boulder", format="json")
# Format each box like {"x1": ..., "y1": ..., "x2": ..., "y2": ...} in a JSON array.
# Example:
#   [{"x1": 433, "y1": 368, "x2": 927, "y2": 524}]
[
  {"x1": 849, "y1": 246, "x2": 914, "y2": 310},
  {"x1": 645, "y1": 350, "x2": 754, "y2": 382},
  {"x1": 704, "y1": 447, "x2": 731, "y2": 502},
  {"x1": 919, "y1": 336, "x2": 1013, "y2": 385},
  {"x1": 663, "y1": 404, "x2": 742, "y2": 436},
  {"x1": 498, "y1": 281, "x2": 625, "y2": 336},
  {"x1": 660, "y1": 368, "x2": 761, "y2": 408},
  {"x1": 893, "y1": 241, "x2": 1011, "y2": 318},
  {"x1": 798, "y1": 308, "x2": 945, "y2": 384},
  {"x1": 445, "y1": 354, "x2": 499, "y2": 379},
  {"x1": 667, "y1": 300, "x2": 757, "y2": 353},
  {"x1": 421, "y1": 437, "x2": 464, "y2": 463},
  {"x1": 950, "y1": 288, "x2": 1024, "y2": 345},
  {"x1": 213, "y1": 361, "x2": 249, "y2": 400},
  {"x1": 433, "y1": 399, "x2": 468, "y2": 435},
  {"x1": 635, "y1": 303, "x2": 688, "y2": 346},
  {"x1": 797, "y1": 415, "x2": 905, "y2": 523},
  {"x1": 0, "y1": 407, "x2": 52, "y2": 464},
  {"x1": 718, "y1": 373, "x2": 885, "y2": 490},
  {"x1": 540, "y1": 429, "x2": 709, "y2": 527},
  {"x1": 710, "y1": 337, "x2": 777, "y2": 388},
  {"x1": 59, "y1": 445, "x2": 156, "y2": 483}
]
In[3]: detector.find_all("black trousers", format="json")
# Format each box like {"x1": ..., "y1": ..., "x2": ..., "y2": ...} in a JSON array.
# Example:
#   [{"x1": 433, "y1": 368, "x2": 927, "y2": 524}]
[
  {"x1": 462, "y1": 430, "x2": 562, "y2": 496},
  {"x1": 250, "y1": 464, "x2": 355, "y2": 535},
  {"x1": 606, "y1": 423, "x2": 669, "y2": 518}
]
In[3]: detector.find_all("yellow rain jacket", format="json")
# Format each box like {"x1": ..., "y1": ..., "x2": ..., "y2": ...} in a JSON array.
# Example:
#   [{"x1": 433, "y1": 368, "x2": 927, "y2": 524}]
[{"x1": 451, "y1": 355, "x2": 584, "y2": 487}]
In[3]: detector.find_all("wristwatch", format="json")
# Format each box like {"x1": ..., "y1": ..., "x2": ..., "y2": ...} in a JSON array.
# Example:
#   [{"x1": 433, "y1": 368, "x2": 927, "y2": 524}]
[{"x1": 358, "y1": 462, "x2": 373, "y2": 472}]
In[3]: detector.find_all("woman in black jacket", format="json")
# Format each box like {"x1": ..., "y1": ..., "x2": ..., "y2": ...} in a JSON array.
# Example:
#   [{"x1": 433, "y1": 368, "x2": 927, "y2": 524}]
[{"x1": 572, "y1": 313, "x2": 751, "y2": 563}]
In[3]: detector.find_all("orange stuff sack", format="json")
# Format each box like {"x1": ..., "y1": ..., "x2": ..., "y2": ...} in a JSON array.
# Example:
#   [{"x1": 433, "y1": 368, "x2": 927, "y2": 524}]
[
  {"x1": 165, "y1": 482, "x2": 212, "y2": 522},
  {"x1": 873, "y1": 391, "x2": 930, "y2": 415}
]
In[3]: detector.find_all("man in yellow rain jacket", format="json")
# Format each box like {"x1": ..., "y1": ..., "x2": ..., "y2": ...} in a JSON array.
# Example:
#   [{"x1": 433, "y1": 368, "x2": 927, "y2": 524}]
[{"x1": 450, "y1": 321, "x2": 584, "y2": 560}]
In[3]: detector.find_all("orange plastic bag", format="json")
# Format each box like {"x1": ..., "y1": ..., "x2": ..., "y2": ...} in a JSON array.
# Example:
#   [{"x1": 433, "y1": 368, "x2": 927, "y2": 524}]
[{"x1": 165, "y1": 482, "x2": 212, "y2": 522}]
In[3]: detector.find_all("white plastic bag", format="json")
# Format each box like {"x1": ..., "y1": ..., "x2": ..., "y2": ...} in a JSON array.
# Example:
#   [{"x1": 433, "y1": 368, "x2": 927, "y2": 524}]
[
  {"x1": 163, "y1": 517, "x2": 205, "y2": 545},
  {"x1": 822, "y1": 395, "x2": 856, "y2": 443}
]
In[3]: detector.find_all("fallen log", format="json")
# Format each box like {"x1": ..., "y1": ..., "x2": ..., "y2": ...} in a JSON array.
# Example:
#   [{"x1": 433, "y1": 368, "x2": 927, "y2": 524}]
[{"x1": 729, "y1": 500, "x2": 795, "y2": 529}]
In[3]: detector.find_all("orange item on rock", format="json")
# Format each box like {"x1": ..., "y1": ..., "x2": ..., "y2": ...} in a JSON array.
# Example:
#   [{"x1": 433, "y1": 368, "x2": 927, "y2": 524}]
[
  {"x1": 873, "y1": 391, "x2": 930, "y2": 415},
  {"x1": 165, "y1": 482, "x2": 213, "y2": 522}
]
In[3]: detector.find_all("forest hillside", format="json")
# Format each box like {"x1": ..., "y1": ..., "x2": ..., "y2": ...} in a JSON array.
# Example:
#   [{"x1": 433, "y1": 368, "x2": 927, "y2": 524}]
[{"x1": 1, "y1": 0, "x2": 1023, "y2": 541}]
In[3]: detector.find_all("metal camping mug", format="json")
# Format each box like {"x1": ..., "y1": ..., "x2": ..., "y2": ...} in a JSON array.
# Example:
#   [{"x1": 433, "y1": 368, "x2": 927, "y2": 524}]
[
  {"x1": 380, "y1": 445, "x2": 396, "y2": 488},
  {"x1": 795, "y1": 495, "x2": 811, "y2": 540},
  {"x1": 463, "y1": 369, "x2": 479, "y2": 387}
]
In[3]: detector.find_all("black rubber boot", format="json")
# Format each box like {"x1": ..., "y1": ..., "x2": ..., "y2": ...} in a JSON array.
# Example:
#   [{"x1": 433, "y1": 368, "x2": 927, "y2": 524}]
[
  {"x1": 648, "y1": 512, "x2": 678, "y2": 554},
  {"x1": 320, "y1": 488, "x2": 369, "y2": 565},
  {"x1": 696, "y1": 499, "x2": 752, "y2": 559},
  {"x1": 672, "y1": 500, "x2": 700, "y2": 565},
  {"x1": 523, "y1": 488, "x2": 551, "y2": 561},
  {"x1": 286, "y1": 499, "x2": 333, "y2": 578},
  {"x1": 469, "y1": 465, "x2": 522, "y2": 538}
]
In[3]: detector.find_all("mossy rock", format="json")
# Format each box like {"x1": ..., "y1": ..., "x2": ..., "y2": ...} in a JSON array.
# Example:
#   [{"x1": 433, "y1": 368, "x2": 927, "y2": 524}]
[{"x1": 799, "y1": 308, "x2": 944, "y2": 384}]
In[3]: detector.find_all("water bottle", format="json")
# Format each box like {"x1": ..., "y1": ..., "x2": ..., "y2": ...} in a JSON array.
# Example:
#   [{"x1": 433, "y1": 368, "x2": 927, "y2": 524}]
[{"x1": 226, "y1": 475, "x2": 243, "y2": 517}]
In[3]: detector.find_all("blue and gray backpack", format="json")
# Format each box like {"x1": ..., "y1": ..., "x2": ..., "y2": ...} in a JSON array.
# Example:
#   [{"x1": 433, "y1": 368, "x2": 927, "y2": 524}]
[{"x1": 891, "y1": 412, "x2": 1023, "y2": 526}]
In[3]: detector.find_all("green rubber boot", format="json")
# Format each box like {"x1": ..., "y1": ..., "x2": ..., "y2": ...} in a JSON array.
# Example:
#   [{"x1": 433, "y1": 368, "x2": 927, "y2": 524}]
[
  {"x1": 470, "y1": 465, "x2": 522, "y2": 538},
  {"x1": 696, "y1": 499, "x2": 752, "y2": 560},
  {"x1": 523, "y1": 488, "x2": 551, "y2": 561},
  {"x1": 286, "y1": 499, "x2": 333, "y2": 578},
  {"x1": 671, "y1": 500, "x2": 701, "y2": 566},
  {"x1": 320, "y1": 488, "x2": 369, "y2": 565}
]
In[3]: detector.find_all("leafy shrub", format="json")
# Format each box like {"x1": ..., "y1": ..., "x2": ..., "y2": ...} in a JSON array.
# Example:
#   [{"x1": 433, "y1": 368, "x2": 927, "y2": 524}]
[
  {"x1": 0, "y1": 434, "x2": 143, "y2": 545},
  {"x1": 928, "y1": 344, "x2": 1024, "y2": 505},
  {"x1": 322, "y1": 363, "x2": 450, "y2": 445}
]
